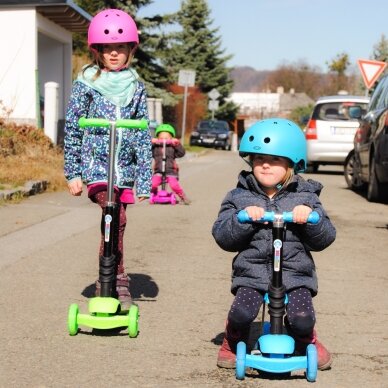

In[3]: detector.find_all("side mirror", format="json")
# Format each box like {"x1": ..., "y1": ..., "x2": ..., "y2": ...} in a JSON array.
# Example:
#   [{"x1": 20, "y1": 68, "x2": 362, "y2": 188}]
[{"x1": 348, "y1": 106, "x2": 362, "y2": 119}]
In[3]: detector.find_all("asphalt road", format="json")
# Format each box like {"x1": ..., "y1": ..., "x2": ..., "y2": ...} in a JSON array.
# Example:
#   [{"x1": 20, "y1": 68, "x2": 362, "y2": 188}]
[{"x1": 0, "y1": 150, "x2": 387, "y2": 387}]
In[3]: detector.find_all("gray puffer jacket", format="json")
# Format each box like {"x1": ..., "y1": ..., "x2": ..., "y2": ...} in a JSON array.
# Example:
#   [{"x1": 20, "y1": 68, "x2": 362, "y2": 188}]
[{"x1": 212, "y1": 170, "x2": 336, "y2": 296}]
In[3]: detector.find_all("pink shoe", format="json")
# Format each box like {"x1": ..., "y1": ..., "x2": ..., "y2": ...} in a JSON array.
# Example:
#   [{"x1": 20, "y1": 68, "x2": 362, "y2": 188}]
[
  {"x1": 294, "y1": 330, "x2": 332, "y2": 370},
  {"x1": 217, "y1": 321, "x2": 250, "y2": 369}
]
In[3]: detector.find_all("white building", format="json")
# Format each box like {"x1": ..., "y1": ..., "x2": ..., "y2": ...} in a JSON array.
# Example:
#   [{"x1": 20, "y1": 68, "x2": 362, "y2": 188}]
[
  {"x1": 0, "y1": 1, "x2": 91, "y2": 143},
  {"x1": 229, "y1": 87, "x2": 314, "y2": 127}
]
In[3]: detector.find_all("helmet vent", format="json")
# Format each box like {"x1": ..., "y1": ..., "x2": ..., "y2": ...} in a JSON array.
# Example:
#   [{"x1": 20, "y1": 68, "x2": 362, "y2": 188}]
[
  {"x1": 249, "y1": 135, "x2": 254, "y2": 142},
  {"x1": 104, "y1": 29, "x2": 109, "y2": 35},
  {"x1": 264, "y1": 137, "x2": 271, "y2": 143},
  {"x1": 118, "y1": 29, "x2": 123, "y2": 34}
]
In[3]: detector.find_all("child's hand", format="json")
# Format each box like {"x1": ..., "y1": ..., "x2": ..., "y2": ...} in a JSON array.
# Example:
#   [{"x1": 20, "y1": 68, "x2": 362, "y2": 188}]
[
  {"x1": 152, "y1": 138, "x2": 159, "y2": 144},
  {"x1": 68, "y1": 178, "x2": 83, "y2": 196},
  {"x1": 172, "y1": 138, "x2": 180, "y2": 146},
  {"x1": 244, "y1": 206, "x2": 266, "y2": 222},
  {"x1": 292, "y1": 205, "x2": 312, "y2": 224},
  {"x1": 137, "y1": 196, "x2": 147, "y2": 202}
]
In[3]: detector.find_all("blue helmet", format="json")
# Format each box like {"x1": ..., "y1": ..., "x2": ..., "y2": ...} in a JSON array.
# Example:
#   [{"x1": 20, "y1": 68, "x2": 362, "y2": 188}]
[{"x1": 239, "y1": 118, "x2": 307, "y2": 172}]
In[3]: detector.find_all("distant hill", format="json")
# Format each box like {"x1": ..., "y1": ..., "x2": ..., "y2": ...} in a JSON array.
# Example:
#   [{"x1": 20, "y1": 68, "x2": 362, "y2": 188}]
[{"x1": 230, "y1": 66, "x2": 272, "y2": 92}]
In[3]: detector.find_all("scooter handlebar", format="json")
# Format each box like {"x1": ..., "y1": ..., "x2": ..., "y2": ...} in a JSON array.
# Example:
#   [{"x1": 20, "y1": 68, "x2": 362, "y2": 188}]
[
  {"x1": 237, "y1": 210, "x2": 320, "y2": 224},
  {"x1": 78, "y1": 117, "x2": 148, "y2": 129}
]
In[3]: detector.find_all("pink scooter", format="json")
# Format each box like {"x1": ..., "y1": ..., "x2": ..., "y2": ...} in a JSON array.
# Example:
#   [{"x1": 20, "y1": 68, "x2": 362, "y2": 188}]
[{"x1": 149, "y1": 139, "x2": 177, "y2": 205}]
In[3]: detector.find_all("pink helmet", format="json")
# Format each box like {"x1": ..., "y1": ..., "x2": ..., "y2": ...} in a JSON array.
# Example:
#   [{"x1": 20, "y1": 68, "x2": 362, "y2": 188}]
[{"x1": 88, "y1": 9, "x2": 139, "y2": 48}]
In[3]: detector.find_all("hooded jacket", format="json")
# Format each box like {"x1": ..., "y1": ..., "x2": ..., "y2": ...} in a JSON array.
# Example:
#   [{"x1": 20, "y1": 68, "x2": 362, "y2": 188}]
[
  {"x1": 212, "y1": 170, "x2": 336, "y2": 296},
  {"x1": 152, "y1": 141, "x2": 185, "y2": 176},
  {"x1": 64, "y1": 76, "x2": 152, "y2": 196}
]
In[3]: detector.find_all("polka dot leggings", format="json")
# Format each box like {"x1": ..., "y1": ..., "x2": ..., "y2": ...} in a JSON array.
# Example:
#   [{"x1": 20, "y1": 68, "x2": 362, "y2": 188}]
[
  {"x1": 228, "y1": 286, "x2": 316, "y2": 336},
  {"x1": 90, "y1": 190, "x2": 127, "y2": 275}
]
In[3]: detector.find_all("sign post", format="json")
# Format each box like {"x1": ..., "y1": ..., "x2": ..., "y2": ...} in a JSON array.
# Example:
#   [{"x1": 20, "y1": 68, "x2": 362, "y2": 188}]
[
  {"x1": 178, "y1": 69, "x2": 196, "y2": 143},
  {"x1": 357, "y1": 59, "x2": 387, "y2": 90},
  {"x1": 208, "y1": 88, "x2": 220, "y2": 120}
]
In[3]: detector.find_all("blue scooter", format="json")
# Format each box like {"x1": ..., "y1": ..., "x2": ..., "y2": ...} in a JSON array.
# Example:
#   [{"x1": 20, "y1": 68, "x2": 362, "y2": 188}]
[{"x1": 235, "y1": 210, "x2": 319, "y2": 382}]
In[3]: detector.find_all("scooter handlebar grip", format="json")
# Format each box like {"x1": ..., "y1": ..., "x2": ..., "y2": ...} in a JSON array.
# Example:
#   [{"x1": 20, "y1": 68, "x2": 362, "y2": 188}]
[
  {"x1": 237, "y1": 210, "x2": 320, "y2": 224},
  {"x1": 116, "y1": 118, "x2": 148, "y2": 129},
  {"x1": 78, "y1": 117, "x2": 110, "y2": 128},
  {"x1": 78, "y1": 117, "x2": 148, "y2": 130}
]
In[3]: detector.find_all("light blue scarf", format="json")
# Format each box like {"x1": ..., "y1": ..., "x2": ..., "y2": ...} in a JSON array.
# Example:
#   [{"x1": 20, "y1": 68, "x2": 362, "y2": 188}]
[{"x1": 77, "y1": 65, "x2": 139, "y2": 107}]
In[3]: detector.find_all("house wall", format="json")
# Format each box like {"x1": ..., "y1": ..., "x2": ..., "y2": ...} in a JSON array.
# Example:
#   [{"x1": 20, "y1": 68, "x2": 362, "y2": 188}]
[
  {"x1": 0, "y1": 9, "x2": 72, "y2": 127},
  {"x1": 37, "y1": 12, "x2": 72, "y2": 122},
  {"x1": 0, "y1": 9, "x2": 37, "y2": 124},
  {"x1": 229, "y1": 92, "x2": 280, "y2": 117}
]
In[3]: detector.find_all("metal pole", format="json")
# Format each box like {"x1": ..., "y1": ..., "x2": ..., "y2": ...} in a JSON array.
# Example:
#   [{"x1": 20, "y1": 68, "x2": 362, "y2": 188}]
[{"x1": 181, "y1": 84, "x2": 188, "y2": 144}]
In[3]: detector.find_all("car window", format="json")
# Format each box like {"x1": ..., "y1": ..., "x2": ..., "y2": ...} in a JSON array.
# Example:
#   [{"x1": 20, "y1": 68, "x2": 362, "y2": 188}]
[
  {"x1": 368, "y1": 76, "x2": 388, "y2": 110},
  {"x1": 313, "y1": 102, "x2": 368, "y2": 121},
  {"x1": 376, "y1": 76, "x2": 388, "y2": 109},
  {"x1": 198, "y1": 120, "x2": 229, "y2": 132}
]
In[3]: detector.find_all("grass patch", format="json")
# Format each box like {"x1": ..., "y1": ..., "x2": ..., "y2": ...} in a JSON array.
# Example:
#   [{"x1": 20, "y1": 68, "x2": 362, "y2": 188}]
[{"x1": 0, "y1": 120, "x2": 67, "y2": 192}]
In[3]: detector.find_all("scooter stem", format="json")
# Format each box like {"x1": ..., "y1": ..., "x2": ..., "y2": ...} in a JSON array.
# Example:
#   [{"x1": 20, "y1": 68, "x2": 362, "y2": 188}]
[
  {"x1": 268, "y1": 217, "x2": 286, "y2": 334},
  {"x1": 100, "y1": 122, "x2": 117, "y2": 297}
]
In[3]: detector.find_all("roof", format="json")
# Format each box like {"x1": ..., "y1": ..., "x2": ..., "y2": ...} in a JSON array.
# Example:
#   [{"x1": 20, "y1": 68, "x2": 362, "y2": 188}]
[
  {"x1": 0, "y1": 0, "x2": 91, "y2": 32},
  {"x1": 315, "y1": 95, "x2": 370, "y2": 103}
]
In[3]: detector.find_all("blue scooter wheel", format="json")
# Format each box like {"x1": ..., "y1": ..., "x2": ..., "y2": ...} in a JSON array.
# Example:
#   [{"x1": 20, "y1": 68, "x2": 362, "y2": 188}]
[
  {"x1": 306, "y1": 344, "x2": 318, "y2": 382},
  {"x1": 235, "y1": 341, "x2": 246, "y2": 380},
  {"x1": 67, "y1": 303, "x2": 79, "y2": 336}
]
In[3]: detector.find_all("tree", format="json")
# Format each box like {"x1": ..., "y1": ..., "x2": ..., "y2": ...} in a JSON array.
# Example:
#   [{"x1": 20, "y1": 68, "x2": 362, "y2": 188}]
[
  {"x1": 163, "y1": 0, "x2": 238, "y2": 122},
  {"x1": 73, "y1": 0, "x2": 175, "y2": 103},
  {"x1": 327, "y1": 52, "x2": 350, "y2": 93},
  {"x1": 372, "y1": 34, "x2": 388, "y2": 76},
  {"x1": 264, "y1": 60, "x2": 326, "y2": 99}
]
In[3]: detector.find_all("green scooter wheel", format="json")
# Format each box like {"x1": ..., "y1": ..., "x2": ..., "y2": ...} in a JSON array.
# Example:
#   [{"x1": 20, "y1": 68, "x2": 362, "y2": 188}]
[
  {"x1": 128, "y1": 304, "x2": 139, "y2": 338},
  {"x1": 68, "y1": 303, "x2": 79, "y2": 336}
]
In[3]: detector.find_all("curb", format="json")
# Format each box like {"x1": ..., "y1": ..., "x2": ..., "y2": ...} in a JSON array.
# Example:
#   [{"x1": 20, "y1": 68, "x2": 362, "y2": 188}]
[{"x1": 0, "y1": 180, "x2": 49, "y2": 201}]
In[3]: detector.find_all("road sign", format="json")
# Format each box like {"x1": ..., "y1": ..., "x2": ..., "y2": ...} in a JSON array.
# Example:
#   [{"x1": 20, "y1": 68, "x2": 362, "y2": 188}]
[
  {"x1": 178, "y1": 69, "x2": 196, "y2": 87},
  {"x1": 208, "y1": 88, "x2": 220, "y2": 100},
  {"x1": 208, "y1": 100, "x2": 219, "y2": 110},
  {"x1": 357, "y1": 59, "x2": 387, "y2": 89}
]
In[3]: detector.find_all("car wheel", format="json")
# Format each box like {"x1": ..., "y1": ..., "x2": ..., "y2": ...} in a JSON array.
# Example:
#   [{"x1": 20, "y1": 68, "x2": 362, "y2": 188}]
[
  {"x1": 367, "y1": 156, "x2": 388, "y2": 202},
  {"x1": 344, "y1": 150, "x2": 365, "y2": 190}
]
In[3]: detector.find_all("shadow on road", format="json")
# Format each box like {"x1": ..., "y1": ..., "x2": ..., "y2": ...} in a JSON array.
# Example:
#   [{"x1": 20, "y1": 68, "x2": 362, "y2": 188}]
[{"x1": 81, "y1": 272, "x2": 159, "y2": 301}]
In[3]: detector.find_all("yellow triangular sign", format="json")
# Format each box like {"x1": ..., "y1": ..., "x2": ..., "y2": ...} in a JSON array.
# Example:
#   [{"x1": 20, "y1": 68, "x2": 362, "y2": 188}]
[{"x1": 357, "y1": 59, "x2": 387, "y2": 89}]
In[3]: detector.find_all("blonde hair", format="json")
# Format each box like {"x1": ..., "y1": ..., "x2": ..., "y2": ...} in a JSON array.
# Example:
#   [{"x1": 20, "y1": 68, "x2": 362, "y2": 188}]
[{"x1": 83, "y1": 43, "x2": 136, "y2": 80}]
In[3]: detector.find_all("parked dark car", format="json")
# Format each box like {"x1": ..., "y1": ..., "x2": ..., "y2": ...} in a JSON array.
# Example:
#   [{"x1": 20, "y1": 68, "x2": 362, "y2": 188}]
[
  {"x1": 189, "y1": 120, "x2": 233, "y2": 150},
  {"x1": 344, "y1": 74, "x2": 388, "y2": 202}
]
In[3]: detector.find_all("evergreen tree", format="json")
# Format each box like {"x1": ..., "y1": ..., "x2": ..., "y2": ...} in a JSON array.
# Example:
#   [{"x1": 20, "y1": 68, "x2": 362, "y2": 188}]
[
  {"x1": 163, "y1": 0, "x2": 238, "y2": 121},
  {"x1": 372, "y1": 34, "x2": 388, "y2": 76},
  {"x1": 73, "y1": 0, "x2": 175, "y2": 103}
]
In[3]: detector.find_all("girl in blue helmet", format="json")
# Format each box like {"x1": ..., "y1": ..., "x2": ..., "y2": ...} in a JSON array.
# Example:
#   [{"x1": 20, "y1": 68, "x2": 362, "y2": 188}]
[{"x1": 212, "y1": 118, "x2": 336, "y2": 371}]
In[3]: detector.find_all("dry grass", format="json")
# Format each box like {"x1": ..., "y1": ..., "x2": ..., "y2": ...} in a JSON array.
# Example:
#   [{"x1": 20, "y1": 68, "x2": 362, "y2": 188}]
[{"x1": 0, "y1": 119, "x2": 67, "y2": 192}]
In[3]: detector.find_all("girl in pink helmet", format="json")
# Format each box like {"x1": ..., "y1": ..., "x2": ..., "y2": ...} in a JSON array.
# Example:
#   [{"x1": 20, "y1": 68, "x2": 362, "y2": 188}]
[{"x1": 64, "y1": 9, "x2": 152, "y2": 312}]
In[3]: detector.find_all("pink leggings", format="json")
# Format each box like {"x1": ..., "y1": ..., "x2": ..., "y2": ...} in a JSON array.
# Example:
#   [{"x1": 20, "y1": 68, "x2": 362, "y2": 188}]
[
  {"x1": 90, "y1": 190, "x2": 127, "y2": 275},
  {"x1": 151, "y1": 174, "x2": 184, "y2": 197}
]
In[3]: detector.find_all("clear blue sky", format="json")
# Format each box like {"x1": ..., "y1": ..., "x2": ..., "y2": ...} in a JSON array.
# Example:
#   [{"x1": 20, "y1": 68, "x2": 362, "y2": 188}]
[{"x1": 138, "y1": 0, "x2": 387, "y2": 72}]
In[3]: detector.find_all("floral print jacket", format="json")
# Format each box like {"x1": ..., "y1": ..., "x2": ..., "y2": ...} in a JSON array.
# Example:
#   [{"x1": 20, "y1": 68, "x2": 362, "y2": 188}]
[{"x1": 64, "y1": 80, "x2": 152, "y2": 196}]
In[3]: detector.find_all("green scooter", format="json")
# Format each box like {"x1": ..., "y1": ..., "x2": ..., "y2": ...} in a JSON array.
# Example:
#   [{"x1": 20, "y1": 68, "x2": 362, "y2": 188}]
[{"x1": 67, "y1": 117, "x2": 148, "y2": 337}]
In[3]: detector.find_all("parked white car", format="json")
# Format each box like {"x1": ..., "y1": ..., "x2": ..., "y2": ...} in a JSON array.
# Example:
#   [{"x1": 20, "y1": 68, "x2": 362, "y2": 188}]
[{"x1": 304, "y1": 95, "x2": 369, "y2": 172}]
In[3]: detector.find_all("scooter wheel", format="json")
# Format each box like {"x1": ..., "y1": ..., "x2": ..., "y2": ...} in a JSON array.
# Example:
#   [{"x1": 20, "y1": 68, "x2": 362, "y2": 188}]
[
  {"x1": 68, "y1": 303, "x2": 79, "y2": 336},
  {"x1": 306, "y1": 344, "x2": 318, "y2": 382},
  {"x1": 128, "y1": 304, "x2": 139, "y2": 338},
  {"x1": 236, "y1": 341, "x2": 246, "y2": 380}
]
